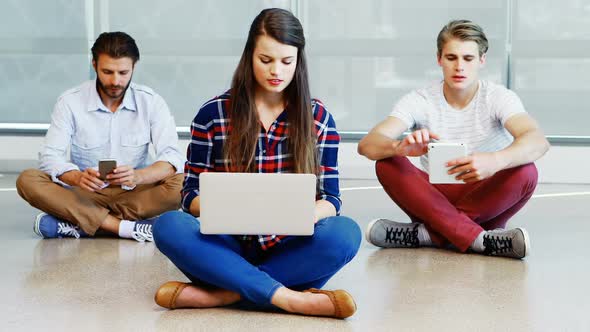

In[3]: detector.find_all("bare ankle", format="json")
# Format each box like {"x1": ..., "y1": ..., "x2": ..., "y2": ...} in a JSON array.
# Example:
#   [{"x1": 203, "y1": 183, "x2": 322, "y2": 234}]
[
  {"x1": 176, "y1": 285, "x2": 240, "y2": 308},
  {"x1": 211, "y1": 288, "x2": 241, "y2": 306}
]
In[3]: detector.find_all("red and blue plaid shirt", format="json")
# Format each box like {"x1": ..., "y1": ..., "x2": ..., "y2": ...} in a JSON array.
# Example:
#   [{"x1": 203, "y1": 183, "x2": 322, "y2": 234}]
[{"x1": 182, "y1": 91, "x2": 342, "y2": 250}]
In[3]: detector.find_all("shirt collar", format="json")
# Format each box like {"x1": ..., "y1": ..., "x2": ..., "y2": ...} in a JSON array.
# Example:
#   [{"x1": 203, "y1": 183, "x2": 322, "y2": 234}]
[{"x1": 87, "y1": 79, "x2": 137, "y2": 113}]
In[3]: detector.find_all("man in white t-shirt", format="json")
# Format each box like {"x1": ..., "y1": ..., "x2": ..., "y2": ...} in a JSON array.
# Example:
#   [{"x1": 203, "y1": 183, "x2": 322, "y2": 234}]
[{"x1": 358, "y1": 20, "x2": 549, "y2": 259}]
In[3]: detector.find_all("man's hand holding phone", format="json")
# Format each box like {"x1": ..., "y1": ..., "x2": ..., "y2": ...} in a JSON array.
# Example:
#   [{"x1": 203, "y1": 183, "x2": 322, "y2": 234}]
[
  {"x1": 76, "y1": 168, "x2": 107, "y2": 192},
  {"x1": 106, "y1": 165, "x2": 140, "y2": 187}
]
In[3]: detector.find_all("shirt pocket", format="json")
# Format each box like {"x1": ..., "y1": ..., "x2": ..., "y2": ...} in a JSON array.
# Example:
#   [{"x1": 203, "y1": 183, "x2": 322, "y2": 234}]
[
  {"x1": 71, "y1": 134, "x2": 108, "y2": 170},
  {"x1": 120, "y1": 134, "x2": 150, "y2": 168}
]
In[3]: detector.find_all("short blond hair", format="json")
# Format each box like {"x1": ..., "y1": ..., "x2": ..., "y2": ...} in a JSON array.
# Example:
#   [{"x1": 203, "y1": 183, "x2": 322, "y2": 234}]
[{"x1": 437, "y1": 20, "x2": 488, "y2": 57}]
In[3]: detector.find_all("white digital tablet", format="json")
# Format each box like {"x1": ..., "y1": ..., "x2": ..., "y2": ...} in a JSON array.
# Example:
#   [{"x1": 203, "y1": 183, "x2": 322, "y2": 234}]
[{"x1": 427, "y1": 142, "x2": 467, "y2": 184}]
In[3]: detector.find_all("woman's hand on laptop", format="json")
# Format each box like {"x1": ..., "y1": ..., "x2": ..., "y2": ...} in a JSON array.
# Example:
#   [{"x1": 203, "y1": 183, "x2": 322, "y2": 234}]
[
  {"x1": 394, "y1": 129, "x2": 440, "y2": 157},
  {"x1": 446, "y1": 152, "x2": 503, "y2": 183}
]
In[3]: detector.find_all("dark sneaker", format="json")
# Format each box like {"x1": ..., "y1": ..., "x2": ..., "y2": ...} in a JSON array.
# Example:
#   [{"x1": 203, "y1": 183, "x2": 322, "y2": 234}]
[
  {"x1": 482, "y1": 228, "x2": 530, "y2": 259},
  {"x1": 34, "y1": 213, "x2": 87, "y2": 239},
  {"x1": 365, "y1": 218, "x2": 420, "y2": 248},
  {"x1": 131, "y1": 218, "x2": 155, "y2": 242}
]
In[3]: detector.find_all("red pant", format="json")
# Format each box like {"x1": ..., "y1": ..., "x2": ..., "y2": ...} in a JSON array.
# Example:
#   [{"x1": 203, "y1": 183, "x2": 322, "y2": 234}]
[{"x1": 375, "y1": 157, "x2": 538, "y2": 252}]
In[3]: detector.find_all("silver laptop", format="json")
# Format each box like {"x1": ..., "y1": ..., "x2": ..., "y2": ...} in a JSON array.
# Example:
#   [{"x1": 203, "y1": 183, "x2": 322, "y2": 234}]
[{"x1": 199, "y1": 172, "x2": 317, "y2": 235}]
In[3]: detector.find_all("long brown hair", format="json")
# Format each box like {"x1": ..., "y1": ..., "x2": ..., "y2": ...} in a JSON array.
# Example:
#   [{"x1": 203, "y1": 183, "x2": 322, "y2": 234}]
[{"x1": 225, "y1": 8, "x2": 317, "y2": 174}]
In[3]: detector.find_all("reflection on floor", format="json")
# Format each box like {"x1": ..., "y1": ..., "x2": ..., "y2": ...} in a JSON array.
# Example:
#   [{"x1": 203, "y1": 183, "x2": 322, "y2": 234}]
[{"x1": 1, "y1": 173, "x2": 589, "y2": 331}]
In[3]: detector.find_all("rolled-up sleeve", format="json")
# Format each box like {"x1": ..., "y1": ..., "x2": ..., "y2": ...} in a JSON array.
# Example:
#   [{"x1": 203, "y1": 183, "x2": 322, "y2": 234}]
[
  {"x1": 314, "y1": 101, "x2": 342, "y2": 214},
  {"x1": 150, "y1": 95, "x2": 185, "y2": 173},
  {"x1": 39, "y1": 98, "x2": 79, "y2": 185},
  {"x1": 182, "y1": 106, "x2": 216, "y2": 212}
]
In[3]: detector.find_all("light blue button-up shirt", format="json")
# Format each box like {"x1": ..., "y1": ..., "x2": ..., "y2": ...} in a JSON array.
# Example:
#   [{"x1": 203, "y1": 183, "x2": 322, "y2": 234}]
[{"x1": 40, "y1": 80, "x2": 184, "y2": 185}]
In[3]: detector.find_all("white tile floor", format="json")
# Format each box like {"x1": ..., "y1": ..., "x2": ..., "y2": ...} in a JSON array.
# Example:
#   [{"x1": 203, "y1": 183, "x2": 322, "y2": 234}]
[{"x1": 2, "y1": 173, "x2": 589, "y2": 331}]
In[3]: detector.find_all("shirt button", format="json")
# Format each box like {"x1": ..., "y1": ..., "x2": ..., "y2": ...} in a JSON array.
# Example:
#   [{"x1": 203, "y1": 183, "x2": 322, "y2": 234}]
[{"x1": 263, "y1": 150, "x2": 266, "y2": 154}]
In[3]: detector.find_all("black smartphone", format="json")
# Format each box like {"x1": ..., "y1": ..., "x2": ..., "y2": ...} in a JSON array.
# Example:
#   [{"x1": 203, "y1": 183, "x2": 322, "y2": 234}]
[{"x1": 98, "y1": 159, "x2": 117, "y2": 180}]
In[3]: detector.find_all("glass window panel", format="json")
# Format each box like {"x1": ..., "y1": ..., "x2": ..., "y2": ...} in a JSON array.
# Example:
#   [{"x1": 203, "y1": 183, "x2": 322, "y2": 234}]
[
  {"x1": 107, "y1": 0, "x2": 291, "y2": 126},
  {"x1": 0, "y1": 0, "x2": 88, "y2": 123},
  {"x1": 303, "y1": 0, "x2": 507, "y2": 132},
  {"x1": 512, "y1": 59, "x2": 590, "y2": 136},
  {"x1": 108, "y1": 0, "x2": 291, "y2": 39},
  {"x1": 514, "y1": 0, "x2": 590, "y2": 40},
  {"x1": 1, "y1": 0, "x2": 588, "y2": 139},
  {"x1": 0, "y1": 55, "x2": 89, "y2": 123},
  {"x1": 0, "y1": 0, "x2": 291, "y2": 125},
  {"x1": 303, "y1": 0, "x2": 507, "y2": 40},
  {"x1": 0, "y1": 0, "x2": 87, "y2": 38},
  {"x1": 133, "y1": 55, "x2": 238, "y2": 126},
  {"x1": 513, "y1": 0, "x2": 590, "y2": 136},
  {"x1": 309, "y1": 56, "x2": 503, "y2": 131}
]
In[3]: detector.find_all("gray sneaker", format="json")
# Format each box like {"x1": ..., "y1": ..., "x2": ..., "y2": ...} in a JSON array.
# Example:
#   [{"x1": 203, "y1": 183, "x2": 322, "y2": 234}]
[
  {"x1": 482, "y1": 228, "x2": 530, "y2": 259},
  {"x1": 365, "y1": 218, "x2": 420, "y2": 248}
]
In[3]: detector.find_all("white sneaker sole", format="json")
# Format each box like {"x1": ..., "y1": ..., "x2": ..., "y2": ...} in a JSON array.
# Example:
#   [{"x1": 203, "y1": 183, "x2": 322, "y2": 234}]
[
  {"x1": 516, "y1": 227, "x2": 531, "y2": 258},
  {"x1": 365, "y1": 218, "x2": 383, "y2": 245},
  {"x1": 33, "y1": 212, "x2": 47, "y2": 238}
]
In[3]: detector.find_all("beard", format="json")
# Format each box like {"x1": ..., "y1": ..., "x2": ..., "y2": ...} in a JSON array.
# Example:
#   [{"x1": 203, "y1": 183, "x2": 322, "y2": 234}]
[{"x1": 96, "y1": 73, "x2": 133, "y2": 100}]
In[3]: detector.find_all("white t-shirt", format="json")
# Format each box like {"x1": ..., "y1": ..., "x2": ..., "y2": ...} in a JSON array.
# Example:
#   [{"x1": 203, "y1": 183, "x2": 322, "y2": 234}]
[{"x1": 389, "y1": 80, "x2": 526, "y2": 171}]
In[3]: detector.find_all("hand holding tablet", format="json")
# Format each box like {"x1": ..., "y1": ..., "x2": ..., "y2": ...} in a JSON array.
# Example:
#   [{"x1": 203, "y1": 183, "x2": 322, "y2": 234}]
[{"x1": 427, "y1": 142, "x2": 467, "y2": 184}]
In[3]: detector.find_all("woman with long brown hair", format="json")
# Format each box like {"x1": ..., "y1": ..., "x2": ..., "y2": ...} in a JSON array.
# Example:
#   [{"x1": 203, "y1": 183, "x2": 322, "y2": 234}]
[{"x1": 151, "y1": 8, "x2": 361, "y2": 318}]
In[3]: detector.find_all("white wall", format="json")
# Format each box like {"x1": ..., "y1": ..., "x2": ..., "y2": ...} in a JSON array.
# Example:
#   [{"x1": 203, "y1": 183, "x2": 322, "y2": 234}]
[{"x1": 0, "y1": 136, "x2": 586, "y2": 184}]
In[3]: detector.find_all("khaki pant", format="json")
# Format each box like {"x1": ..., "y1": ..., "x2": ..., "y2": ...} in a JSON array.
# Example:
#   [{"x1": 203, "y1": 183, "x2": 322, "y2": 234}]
[{"x1": 16, "y1": 169, "x2": 184, "y2": 235}]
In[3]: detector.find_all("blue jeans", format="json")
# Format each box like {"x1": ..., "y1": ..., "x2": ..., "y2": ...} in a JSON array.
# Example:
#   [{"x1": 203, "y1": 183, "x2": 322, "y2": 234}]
[{"x1": 153, "y1": 210, "x2": 361, "y2": 306}]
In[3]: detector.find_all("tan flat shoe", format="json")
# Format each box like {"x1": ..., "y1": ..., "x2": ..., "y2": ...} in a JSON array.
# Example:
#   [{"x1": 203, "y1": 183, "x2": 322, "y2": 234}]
[
  {"x1": 304, "y1": 288, "x2": 357, "y2": 319},
  {"x1": 154, "y1": 281, "x2": 190, "y2": 309}
]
